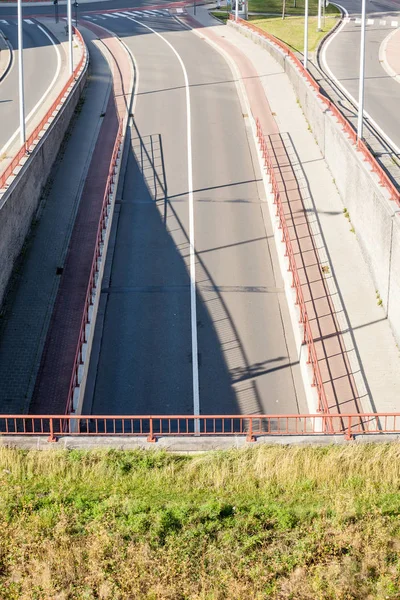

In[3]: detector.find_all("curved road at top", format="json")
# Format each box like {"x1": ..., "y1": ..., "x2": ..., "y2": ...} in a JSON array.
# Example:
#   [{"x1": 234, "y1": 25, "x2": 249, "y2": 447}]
[
  {"x1": 0, "y1": 18, "x2": 64, "y2": 155},
  {"x1": 320, "y1": 0, "x2": 400, "y2": 150}
]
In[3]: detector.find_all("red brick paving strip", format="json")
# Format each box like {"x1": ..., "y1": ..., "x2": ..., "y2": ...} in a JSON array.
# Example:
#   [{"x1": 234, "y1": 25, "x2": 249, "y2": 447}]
[
  {"x1": 184, "y1": 14, "x2": 361, "y2": 415},
  {"x1": 31, "y1": 27, "x2": 132, "y2": 414}
]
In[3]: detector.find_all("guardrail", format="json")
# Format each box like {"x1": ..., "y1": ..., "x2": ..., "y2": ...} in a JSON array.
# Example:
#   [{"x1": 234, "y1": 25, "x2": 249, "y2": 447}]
[
  {"x1": 0, "y1": 27, "x2": 87, "y2": 191},
  {"x1": 0, "y1": 413, "x2": 398, "y2": 442},
  {"x1": 230, "y1": 15, "x2": 400, "y2": 207},
  {"x1": 65, "y1": 119, "x2": 123, "y2": 414},
  {"x1": 255, "y1": 118, "x2": 331, "y2": 421}
]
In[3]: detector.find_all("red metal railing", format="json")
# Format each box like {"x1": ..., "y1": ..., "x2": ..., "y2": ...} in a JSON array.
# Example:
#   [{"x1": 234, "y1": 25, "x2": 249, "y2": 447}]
[
  {"x1": 0, "y1": 28, "x2": 87, "y2": 190},
  {"x1": 0, "y1": 413, "x2": 398, "y2": 442},
  {"x1": 230, "y1": 15, "x2": 400, "y2": 207},
  {"x1": 65, "y1": 120, "x2": 123, "y2": 415},
  {"x1": 256, "y1": 118, "x2": 331, "y2": 422}
]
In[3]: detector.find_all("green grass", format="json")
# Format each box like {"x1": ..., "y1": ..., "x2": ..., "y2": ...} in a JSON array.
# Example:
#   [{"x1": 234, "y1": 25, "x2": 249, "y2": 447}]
[
  {"x1": 0, "y1": 444, "x2": 400, "y2": 598},
  {"x1": 211, "y1": 10, "x2": 230, "y2": 22},
  {"x1": 249, "y1": 12, "x2": 340, "y2": 52},
  {"x1": 248, "y1": 0, "x2": 340, "y2": 17}
]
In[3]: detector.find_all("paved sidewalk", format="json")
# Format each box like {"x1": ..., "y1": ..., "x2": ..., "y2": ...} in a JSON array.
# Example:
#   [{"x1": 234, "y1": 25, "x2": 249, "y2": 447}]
[
  {"x1": 0, "y1": 27, "x2": 112, "y2": 413},
  {"x1": 184, "y1": 6, "x2": 400, "y2": 413}
]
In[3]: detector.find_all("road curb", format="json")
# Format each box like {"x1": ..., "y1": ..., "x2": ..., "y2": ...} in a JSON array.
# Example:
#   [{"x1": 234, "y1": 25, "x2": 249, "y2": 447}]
[
  {"x1": 0, "y1": 28, "x2": 12, "y2": 83},
  {"x1": 315, "y1": 2, "x2": 344, "y2": 65}
]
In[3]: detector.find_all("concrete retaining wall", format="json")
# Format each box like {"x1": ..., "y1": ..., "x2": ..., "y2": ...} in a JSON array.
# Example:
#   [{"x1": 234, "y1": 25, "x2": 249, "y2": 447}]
[
  {"x1": 0, "y1": 66, "x2": 88, "y2": 308},
  {"x1": 229, "y1": 20, "x2": 400, "y2": 345}
]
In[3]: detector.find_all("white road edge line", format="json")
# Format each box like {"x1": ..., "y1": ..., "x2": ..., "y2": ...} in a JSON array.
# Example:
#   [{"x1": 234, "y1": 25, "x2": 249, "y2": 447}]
[
  {"x1": 379, "y1": 27, "x2": 400, "y2": 85},
  {"x1": 321, "y1": 3, "x2": 400, "y2": 156},
  {"x1": 125, "y1": 15, "x2": 200, "y2": 421},
  {"x1": 0, "y1": 22, "x2": 62, "y2": 158}
]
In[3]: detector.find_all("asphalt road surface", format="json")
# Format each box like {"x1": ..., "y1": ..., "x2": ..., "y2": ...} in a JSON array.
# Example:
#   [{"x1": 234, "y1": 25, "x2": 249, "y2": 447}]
[
  {"x1": 82, "y1": 11, "x2": 307, "y2": 416},
  {"x1": 321, "y1": 0, "x2": 400, "y2": 150},
  {"x1": 0, "y1": 18, "x2": 62, "y2": 153}
]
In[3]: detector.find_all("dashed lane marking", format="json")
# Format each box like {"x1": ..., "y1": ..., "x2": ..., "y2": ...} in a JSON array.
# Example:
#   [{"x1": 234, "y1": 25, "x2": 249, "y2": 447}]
[{"x1": 346, "y1": 17, "x2": 399, "y2": 27}]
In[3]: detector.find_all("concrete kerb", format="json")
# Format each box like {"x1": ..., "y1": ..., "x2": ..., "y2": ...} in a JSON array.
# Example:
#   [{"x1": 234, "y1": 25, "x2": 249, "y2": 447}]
[
  {"x1": 183, "y1": 16, "x2": 318, "y2": 418},
  {"x1": 0, "y1": 27, "x2": 12, "y2": 82},
  {"x1": 0, "y1": 36, "x2": 88, "y2": 308},
  {"x1": 71, "y1": 26, "x2": 136, "y2": 417},
  {"x1": 228, "y1": 19, "x2": 400, "y2": 349},
  {"x1": 1, "y1": 433, "x2": 400, "y2": 450}
]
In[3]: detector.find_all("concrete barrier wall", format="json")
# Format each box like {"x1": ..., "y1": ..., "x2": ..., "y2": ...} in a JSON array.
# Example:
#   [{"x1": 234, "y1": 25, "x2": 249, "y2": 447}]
[
  {"x1": 228, "y1": 21, "x2": 400, "y2": 346},
  {"x1": 0, "y1": 68, "x2": 88, "y2": 307}
]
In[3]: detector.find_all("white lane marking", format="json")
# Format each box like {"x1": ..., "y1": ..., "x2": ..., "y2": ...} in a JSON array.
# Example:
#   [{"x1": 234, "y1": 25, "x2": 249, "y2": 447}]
[
  {"x1": 379, "y1": 27, "x2": 400, "y2": 84},
  {"x1": 106, "y1": 13, "x2": 119, "y2": 18},
  {"x1": 125, "y1": 14, "x2": 200, "y2": 419},
  {"x1": 322, "y1": 3, "x2": 400, "y2": 155},
  {"x1": 97, "y1": 16, "x2": 107, "y2": 20},
  {"x1": 367, "y1": 18, "x2": 374, "y2": 25},
  {"x1": 0, "y1": 19, "x2": 9, "y2": 24},
  {"x1": 177, "y1": 8, "x2": 184, "y2": 13},
  {"x1": 391, "y1": 20, "x2": 398, "y2": 27},
  {"x1": 83, "y1": 15, "x2": 95, "y2": 19},
  {"x1": 23, "y1": 19, "x2": 35, "y2": 24},
  {"x1": 114, "y1": 12, "x2": 129, "y2": 17},
  {"x1": 380, "y1": 20, "x2": 386, "y2": 25},
  {"x1": 355, "y1": 18, "x2": 361, "y2": 24},
  {"x1": 0, "y1": 23, "x2": 62, "y2": 158}
]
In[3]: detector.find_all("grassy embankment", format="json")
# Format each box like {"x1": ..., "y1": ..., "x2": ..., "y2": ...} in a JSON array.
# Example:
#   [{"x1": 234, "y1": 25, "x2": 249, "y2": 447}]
[
  {"x1": 0, "y1": 444, "x2": 400, "y2": 598},
  {"x1": 212, "y1": 0, "x2": 341, "y2": 53}
]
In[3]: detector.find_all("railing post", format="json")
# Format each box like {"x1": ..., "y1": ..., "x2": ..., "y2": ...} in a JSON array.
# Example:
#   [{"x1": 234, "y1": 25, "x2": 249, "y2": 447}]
[
  {"x1": 246, "y1": 417, "x2": 256, "y2": 442},
  {"x1": 47, "y1": 418, "x2": 57, "y2": 443},
  {"x1": 147, "y1": 417, "x2": 156, "y2": 443},
  {"x1": 345, "y1": 415, "x2": 354, "y2": 441}
]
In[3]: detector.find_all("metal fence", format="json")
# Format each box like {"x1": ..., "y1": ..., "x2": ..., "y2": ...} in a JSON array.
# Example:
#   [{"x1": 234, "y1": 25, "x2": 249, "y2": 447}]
[
  {"x1": 65, "y1": 121, "x2": 123, "y2": 414},
  {"x1": 255, "y1": 118, "x2": 331, "y2": 418},
  {"x1": 0, "y1": 413, "x2": 399, "y2": 442}
]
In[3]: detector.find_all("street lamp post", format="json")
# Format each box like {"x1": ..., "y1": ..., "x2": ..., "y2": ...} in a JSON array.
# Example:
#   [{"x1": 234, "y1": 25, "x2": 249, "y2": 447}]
[
  {"x1": 53, "y1": 0, "x2": 59, "y2": 24},
  {"x1": 235, "y1": 0, "x2": 239, "y2": 21},
  {"x1": 317, "y1": 0, "x2": 322, "y2": 30},
  {"x1": 357, "y1": 0, "x2": 367, "y2": 142},
  {"x1": 304, "y1": 0, "x2": 309, "y2": 69},
  {"x1": 17, "y1": 0, "x2": 25, "y2": 147},
  {"x1": 67, "y1": 0, "x2": 73, "y2": 75}
]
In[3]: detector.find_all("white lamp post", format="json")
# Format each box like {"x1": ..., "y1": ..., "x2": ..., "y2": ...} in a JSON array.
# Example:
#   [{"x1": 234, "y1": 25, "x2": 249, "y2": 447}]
[
  {"x1": 357, "y1": 0, "x2": 367, "y2": 141},
  {"x1": 17, "y1": 0, "x2": 25, "y2": 147},
  {"x1": 67, "y1": 0, "x2": 73, "y2": 75},
  {"x1": 304, "y1": 0, "x2": 309, "y2": 69}
]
